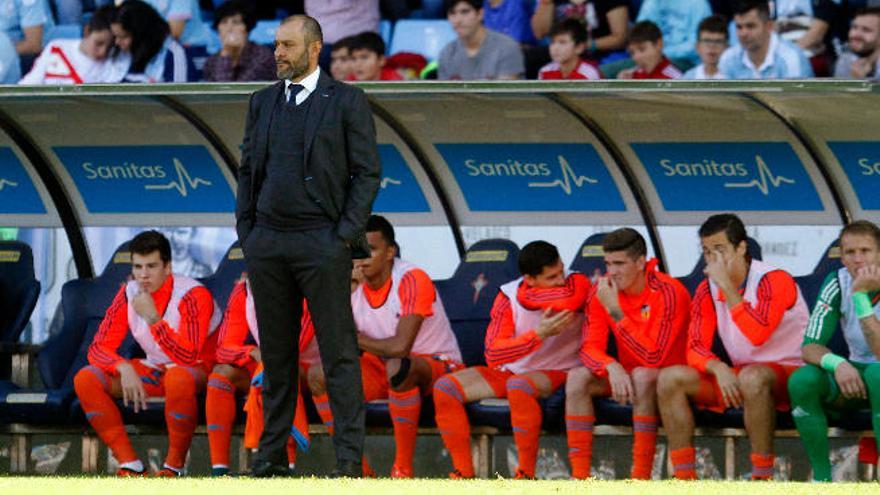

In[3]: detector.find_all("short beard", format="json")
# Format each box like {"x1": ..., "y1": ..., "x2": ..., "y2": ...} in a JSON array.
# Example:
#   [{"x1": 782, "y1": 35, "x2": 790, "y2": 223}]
[
  {"x1": 277, "y1": 51, "x2": 311, "y2": 80},
  {"x1": 852, "y1": 42, "x2": 877, "y2": 58}
]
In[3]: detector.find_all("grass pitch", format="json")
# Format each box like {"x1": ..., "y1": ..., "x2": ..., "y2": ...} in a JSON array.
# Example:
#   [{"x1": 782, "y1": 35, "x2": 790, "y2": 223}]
[{"x1": 0, "y1": 478, "x2": 876, "y2": 495}]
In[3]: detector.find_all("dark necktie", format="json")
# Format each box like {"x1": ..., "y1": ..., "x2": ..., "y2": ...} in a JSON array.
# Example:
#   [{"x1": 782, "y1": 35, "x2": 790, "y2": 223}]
[{"x1": 287, "y1": 83, "x2": 305, "y2": 105}]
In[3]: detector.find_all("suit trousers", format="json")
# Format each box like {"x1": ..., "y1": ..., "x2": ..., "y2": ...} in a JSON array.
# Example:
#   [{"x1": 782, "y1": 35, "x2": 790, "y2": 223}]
[{"x1": 244, "y1": 225, "x2": 365, "y2": 465}]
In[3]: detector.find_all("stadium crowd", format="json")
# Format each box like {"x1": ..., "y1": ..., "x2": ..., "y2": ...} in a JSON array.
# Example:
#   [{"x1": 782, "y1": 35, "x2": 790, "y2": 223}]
[
  {"x1": 71, "y1": 214, "x2": 880, "y2": 481},
  {"x1": 3, "y1": 0, "x2": 880, "y2": 84}
]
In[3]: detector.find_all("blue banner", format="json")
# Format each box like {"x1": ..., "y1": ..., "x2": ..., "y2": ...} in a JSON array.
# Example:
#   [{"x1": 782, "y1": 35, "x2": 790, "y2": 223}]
[
  {"x1": 827, "y1": 141, "x2": 880, "y2": 210},
  {"x1": 435, "y1": 143, "x2": 625, "y2": 212},
  {"x1": 373, "y1": 144, "x2": 430, "y2": 213},
  {"x1": 0, "y1": 147, "x2": 47, "y2": 214},
  {"x1": 631, "y1": 142, "x2": 823, "y2": 211},
  {"x1": 53, "y1": 145, "x2": 234, "y2": 214}
]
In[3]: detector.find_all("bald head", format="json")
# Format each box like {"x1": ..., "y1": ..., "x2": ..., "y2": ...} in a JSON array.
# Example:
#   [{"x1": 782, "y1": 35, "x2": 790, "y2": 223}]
[{"x1": 282, "y1": 15, "x2": 323, "y2": 47}]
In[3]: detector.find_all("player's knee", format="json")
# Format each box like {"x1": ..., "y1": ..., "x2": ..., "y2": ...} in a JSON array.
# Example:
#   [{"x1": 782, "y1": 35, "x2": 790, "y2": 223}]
[
  {"x1": 74, "y1": 366, "x2": 107, "y2": 395},
  {"x1": 657, "y1": 366, "x2": 692, "y2": 398},
  {"x1": 738, "y1": 365, "x2": 775, "y2": 397},
  {"x1": 434, "y1": 375, "x2": 463, "y2": 403},
  {"x1": 632, "y1": 367, "x2": 660, "y2": 396},
  {"x1": 210, "y1": 364, "x2": 237, "y2": 379},
  {"x1": 862, "y1": 363, "x2": 880, "y2": 393},
  {"x1": 565, "y1": 367, "x2": 594, "y2": 398},
  {"x1": 787, "y1": 365, "x2": 824, "y2": 402},
  {"x1": 506, "y1": 375, "x2": 538, "y2": 398},
  {"x1": 307, "y1": 366, "x2": 327, "y2": 396},
  {"x1": 165, "y1": 366, "x2": 198, "y2": 396}
]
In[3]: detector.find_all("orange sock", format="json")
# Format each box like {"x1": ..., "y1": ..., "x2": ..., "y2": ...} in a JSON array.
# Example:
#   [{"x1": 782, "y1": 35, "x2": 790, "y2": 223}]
[
  {"x1": 859, "y1": 437, "x2": 878, "y2": 464},
  {"x1": 291, "y1": 390, "x2": 310, "y2": 452},
  {"x1": 206, "y1": 374, "x2": 236, "y2": 468},
  {"x1": 74, "y1": 366, "x2": 138, "y2": 464},
  {"x1": 313, "y1": 393, "x2": 335, "y2": 435},
  {"x1": 286, "y1": 437, "x2": 297, "y2": 466},
  {"x1": 433, "y1": 375, "x2": 474, "y2": 477},
  {"x1": 750, "y1": 452, "x2": 774, "y2": 480},
  {"x1": 507, "y1": 375, "x2": 542, "y2": 478},
  {"x1": 565, "y1": 414, "x2": 594, "y2": 479},
  {"x1": 631, "y1": 415, "x2": 658, "y2": 479},
  {"x1": 670, "y1": 447, "x2": 697, "y2": 480},
  {"x1": 389, "y1": 387, "x2": 421, "y2": 476},
  {"x1": 163, "y1": 366, "x2": 202, "y2": 470}
]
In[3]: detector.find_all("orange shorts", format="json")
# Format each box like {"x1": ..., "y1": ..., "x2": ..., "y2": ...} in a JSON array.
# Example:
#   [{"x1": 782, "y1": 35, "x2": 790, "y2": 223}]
[
  {"x1": 692, "y1": 363, "x2": 798, "y2": 412},
  {"x1": 130, "y1": 359, "x2": 208, "y2": 397},
  {"x1": 474, "y1": 366, "x2": 567, "y2": 398},
  {"x1": 360, "y1": 352, "x2": 465, "y2": 399}
]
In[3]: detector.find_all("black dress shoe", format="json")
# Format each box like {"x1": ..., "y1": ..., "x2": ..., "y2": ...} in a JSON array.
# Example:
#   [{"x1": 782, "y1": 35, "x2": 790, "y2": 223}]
[
  {"x1": 252, "y1": 460, "x2": 292, "y2": 478},
  {"x1": 329, "y1": 460, "x2": 363, "y2": 478}
]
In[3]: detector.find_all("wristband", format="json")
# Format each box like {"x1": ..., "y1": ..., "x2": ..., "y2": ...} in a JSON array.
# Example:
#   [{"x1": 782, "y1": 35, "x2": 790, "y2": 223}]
[
  {"x1": 853, "y1": 291, "x2": 875, "y2": 320},
  {"x1": 820, "y1": 353, "x2": 846, "y2": 373},
  {"x1": 589, "y1": 39, "x2": 597, "y2": 53}
]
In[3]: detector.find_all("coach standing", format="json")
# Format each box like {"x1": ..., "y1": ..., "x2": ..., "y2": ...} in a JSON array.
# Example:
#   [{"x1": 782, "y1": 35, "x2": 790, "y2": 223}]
[{"x1": 235, "y1": 15, "x2": 381, "y2": 477}]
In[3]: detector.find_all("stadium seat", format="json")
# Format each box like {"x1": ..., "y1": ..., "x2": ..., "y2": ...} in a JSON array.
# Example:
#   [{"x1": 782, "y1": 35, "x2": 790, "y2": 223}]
[
  {"x1": 677, "y1": 236, "x2": 763, "y2": 295},
  {"x1": 568, "y1": 232, "x2": 608, "y2": 282},
  {"x1": 46, "y1": 24, "x2": 82, "y2": 42},
  {"x1": 0, "y1": 241, "x2": 40, "y2": 345},
  {"x1": 249, "y1": 20, "x2": 280, "y2": 46},
  {"x1": 388, "y1": 20, "x2": 456, "y2": 60},
  {"x1": 198, "y1": 241, "x2": 245, "y2": 315},
  {"x1": 0, "y1": 241, "x2": 134, "y2": 424},
  {"x1": 379, "y1": 20, "x2": 393, "y2": 54},
  {"x1": 795, "y1": 239, "x2": 842, "y2": 312}
]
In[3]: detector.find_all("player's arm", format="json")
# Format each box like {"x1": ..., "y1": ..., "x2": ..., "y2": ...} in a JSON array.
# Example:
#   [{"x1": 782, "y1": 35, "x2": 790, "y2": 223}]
[
  {"x1": 215, "y1": 282, "x2": 258, "y2": 366},
  {"x1": 87, "y1": 284, "x2": 130, "y2": 375},
  {"x1": 150, "y1": 286, "x2": 214, "y2": 367},
  {"x1": 728, "y1": 270, "x2": 799, "y2": 346},
  {"x1": 484, "y1": 292, "x2": 541, "y2": 367},
  {"x1": 357, "y1": 270, "x2": 434, "y2": 358},
  {"x1": 686, "y1": 281, "x2": 722, "y2": 372},
  {"x1": 579, "y1": 294, "x2": 616, "y2": 377},
  {"x1": 614, "y1": 280, "x2": 691, "y2": 366},
  {"x1": 853, "y1": 265, "x2": 880, "y2": 359}
]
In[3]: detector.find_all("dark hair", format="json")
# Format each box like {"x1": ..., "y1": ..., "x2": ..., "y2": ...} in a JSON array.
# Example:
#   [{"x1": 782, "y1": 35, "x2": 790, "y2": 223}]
[
  {"x1": 855, "y1": 7, "x2": 880, "y2": 21},
  {"x1": 602, "y1": 228, "x2": 647, "y2": 259},
  {"x1": 366, "y1": 215, "x2": 396, "y2": 247},
  {"x1": 549, "y1": 18, "x2": 587, "y2": 45},
  {"x1": 113, "y1": 0, "x2": 170, "y2": 74},
  {"x1": 130, "y1": 230, "x2": 171, "y2": 263},
  {"x1": 445, "y1": 0, "x2": 482, "y2": 14},
  {"x1": 629, "y1": 20, "x2": 662, "y2": 44},
  {"x1": 333, "y1": 35, "x2": 356, "y2": 53},
  {"x1": 733, "y1": 0, "x2": 771, "y2": 20},
  {"x1": 350, "y1": 31, "x2": 386, "y2": 57},
  {"x1": 840, "y1": 220, "x2": 880, "y2": 249},
  {"x1": 698, "y1": 14, "x2": 729, "y2": 39},
  {"x1": 282, "y1": 15, "x2": 323, "y2": 46},
  {"x1": 213, "y1": 0, "x2": 256, "y2": 32},
  {"x1": 519, "y1": 241, "x2": 560, "y2": 277},
  {"x1": 87, "y1": 4, "x2": 115, "y2": 33},
  {"x1": 699, "y1": 213, "x2": 747, "y2": 247}
]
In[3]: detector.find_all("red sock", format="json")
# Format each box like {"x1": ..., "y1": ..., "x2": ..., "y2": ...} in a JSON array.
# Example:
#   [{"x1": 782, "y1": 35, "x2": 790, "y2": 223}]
[
  {"x1": 631, "y1": 415, "x2": 658, "y2": 479},
  {"x1": 859, "y1": 437, "x2": 879, "y2": 464},
  {"x1": 74, "y1": 366, "x2": 138, "y2": 464},
  {"x1": 670, "y1": 447, "x2": 697, "y2": 480},
  {"x1": 566, "y1": 414, "x2": 595, "y2": 479},
  {"x1": 507, "y1": 375, "x2": 542, "y2": 478},
  {"x1": 291, "y1": 390, "x2": 310, "y2": 451},
  {"x1": 389, "y1": 386, "x2": 421, "y2": 476},
  {"x1": 206, "y1": 374, "x2": 237, "y2": 467},
  {"x1": 750, "y1": 452, "x2": 774, "y2": 480},
  {"x1": 286, "y1": 437, "x2": 297, "y2": 466},
  {"x1": 163, "y1": 366, "x2": 202, "y2": 470},
  {"x1": 433, "y1": 375, "x2": 474, "y2": 477},
  {"x1": 313, "y1": 393, "x2": 335, "y2": 435}
]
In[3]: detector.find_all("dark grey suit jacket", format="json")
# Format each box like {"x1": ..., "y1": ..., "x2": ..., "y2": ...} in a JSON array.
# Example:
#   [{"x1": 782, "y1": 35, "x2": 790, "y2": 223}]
[{"x1": 235, "y1": 71, "x2": 381, "y2": 257}]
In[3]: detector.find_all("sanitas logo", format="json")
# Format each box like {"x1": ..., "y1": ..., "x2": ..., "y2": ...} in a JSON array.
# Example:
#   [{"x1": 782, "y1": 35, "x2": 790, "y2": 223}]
[
  {"x1": 83, "y1": 158, "x2": 212, "y2": 197},
  {"x1": 380, "y1": 177, "x2": 402, "y2": 189},
  {"x1": 528, "y1": 155, "x2": 598, "y2": 195},
  {"x1": 660, "y1": 154, "x2": 794, "y2": 196},
  {"x1": 464, "y1": 155, "x2": 598, "y2": 196},
  {"x1": 0, "y1": 178, "x2": 18, "y2": 191},
  {"x1": 858, "y1": 158, "x2": 880, "y2": 175}
]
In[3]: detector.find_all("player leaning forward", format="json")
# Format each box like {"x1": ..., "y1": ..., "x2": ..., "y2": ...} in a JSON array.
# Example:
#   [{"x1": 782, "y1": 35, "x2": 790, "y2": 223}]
[{"x1": 789, "y1": 220, "x2": 880, "y2": 482}]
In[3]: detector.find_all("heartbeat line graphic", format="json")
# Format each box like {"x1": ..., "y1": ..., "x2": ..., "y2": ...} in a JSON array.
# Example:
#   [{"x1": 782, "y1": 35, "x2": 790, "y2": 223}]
[
  {"x1": 724, "y1": 155, "x2": 795, "y2": 195},
  {"x1": 144, "y1": 158, "x2": 212, "y2": 197},
  {"x1": 528, "y1": 155, "x2": 598, "y2": 195},
  {"x1": 380, "y1": 177, "x2": 402, "y2": 189},
  {"x1": 0, "y1": 178, "x2": 18, "y2": 191}
]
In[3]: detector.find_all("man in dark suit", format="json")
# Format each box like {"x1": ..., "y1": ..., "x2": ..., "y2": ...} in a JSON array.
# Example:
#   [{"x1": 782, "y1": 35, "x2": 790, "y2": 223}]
[{"x1": 235, "y1": 14, "x2": 381, "y2": 477}]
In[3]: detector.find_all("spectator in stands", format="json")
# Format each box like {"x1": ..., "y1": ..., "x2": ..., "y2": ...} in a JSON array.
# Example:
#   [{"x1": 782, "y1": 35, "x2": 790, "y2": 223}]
[
  {"x1": 683, "y1": 15, "x2": 729, "y2": 79},
  {"x1": 384, "y1": 52, "x2": 429, "y2": 80},
  {"x1": 566, "y1": 229, "x2": 690, "y2": 480},
  {"x1": 202, "y1": 0, "x2": 274, "y2": 82},
  {"x1": 72, "y1": 230, "x2": 220, "y2": 476},
  {"x1": 112, "y1": 0, "x2": 195, "y2": 83},
  {"x1": 636, "y1": 0, "x2": 712, "y2": 66},
  {"x1": 141, "y1": 0, "x2": 213, "y2": 48},
  {"x1": 538, "y1": 18, "x2": 602, "y2": 79},
  {"x1": 309, "y1": 216, "x2": 463, "y2": 478},
  {"x1": 773, "y1": 0, "x2": 838, "y2": 74},
  {"x1": 305, "y1": 0, "x2": 380, "y2": 69},
  {"x1": 438, "y1": 0, "x2": 525, "y2": 80},
  {"x1": 617, "y1": 21, "x2": 682, "y2": 79},
  {"x1": 1, "y1": 0, "x2": 54, "y2": 60},
  {"x1": 789, "y1": 220, "x2": 880, "y2": 482},
  {"x1": 0, "y1": 31, "x2": 21, "y2": 84},
  {"x1": 657, "y1": 214, "x2": 808, "y2": 480},
  {"x1": 433, "y1": 241, "x2": 590, "y2": 479},
  {"x1": 484, "y1": 0, "x2": 538, "y2": 45},
  {"x1": 20, "y1": 6, "x2": 129, "y2": 85},
  {"x1": 349, "y1": 31, "x2": 402, "y2": 81},
  {"x1": 834, "y1": 7, "x2": 880, "y2": 78},
  {"x1": 206, "y1": 275, "x2": 310, "y2": 476},
  {"x1": 531, "y1": 0, "x2": 629, "y2": 62},
  {"x1": 329, "y1": 35, "x2": 355, "y2": 80},
  {"x1": 719, "y1": 0, "x2": 814, "y2": 79}
]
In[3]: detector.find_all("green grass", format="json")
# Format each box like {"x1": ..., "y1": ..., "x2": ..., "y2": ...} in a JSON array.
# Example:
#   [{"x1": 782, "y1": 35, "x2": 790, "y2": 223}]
[{"x1": 0, "y1": 478, "x2": 876, "y2": 495}]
